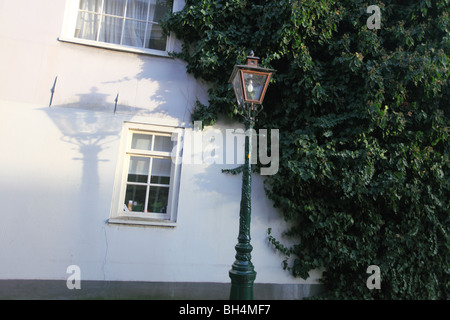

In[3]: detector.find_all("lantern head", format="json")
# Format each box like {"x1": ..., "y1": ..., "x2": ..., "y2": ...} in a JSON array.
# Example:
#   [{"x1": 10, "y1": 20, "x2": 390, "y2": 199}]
[{"x1": 229, "y1": 51, "x2": 275, "y2": 106}]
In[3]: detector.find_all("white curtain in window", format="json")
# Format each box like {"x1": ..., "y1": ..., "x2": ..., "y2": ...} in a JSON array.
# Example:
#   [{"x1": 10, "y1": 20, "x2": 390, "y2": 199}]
[
  {"x1": 76, "y1": 0, "x2": 157, "y2": 47},
  {"x1": 99, "y1": 0, "x2": 126, "y2": 45},
  {"x1": 123, "y1": 0, "x2": 152, "y2": 47},
  {"x1": 76, "y1": 0, "x2": 102, "y2": 41}
]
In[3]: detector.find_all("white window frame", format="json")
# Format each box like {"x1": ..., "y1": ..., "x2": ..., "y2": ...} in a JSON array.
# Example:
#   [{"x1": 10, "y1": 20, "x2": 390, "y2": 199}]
[
  {"x1": 109, "y1": 122, "x2": 183, "y2": 226},
  {"x1": 59, "y1": 0, "x2": 181, "y2": 57}
]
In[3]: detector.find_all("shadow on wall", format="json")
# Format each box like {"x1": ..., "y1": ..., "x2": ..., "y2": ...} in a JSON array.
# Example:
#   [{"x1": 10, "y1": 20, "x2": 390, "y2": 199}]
[
  {"x1": 37, "y1": 41, "x2": 208, "y2": 230},
  {"x1": 47, "y1": 45, "x2": 209, "y2": 123},
  {"x1": 41, "y1": 76, "x2": 190, "y2": 216},
  {"x1": 41, "y1": 97, "x2": 123, "y2": 219},
  {"x1": 40, "y1": 58, "x2": 200, "y2": 217},
  {"x1": 52, "y1": 84, "x2": 174, "y2": 118}
]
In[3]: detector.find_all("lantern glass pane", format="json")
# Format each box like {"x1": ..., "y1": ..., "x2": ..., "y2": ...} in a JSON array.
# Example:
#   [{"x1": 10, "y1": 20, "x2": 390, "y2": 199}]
[
  {"x1": 243, "y1": 72, "x2": 268, "y2": 102},
  {"x1": 232, "y1": 71, "x2": 244, "y2": 106}
]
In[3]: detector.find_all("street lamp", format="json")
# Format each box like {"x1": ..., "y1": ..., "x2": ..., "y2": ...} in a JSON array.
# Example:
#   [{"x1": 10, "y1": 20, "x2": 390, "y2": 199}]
[{"x1": 228, "y1": 51, "x2": 276, "y2": 300}]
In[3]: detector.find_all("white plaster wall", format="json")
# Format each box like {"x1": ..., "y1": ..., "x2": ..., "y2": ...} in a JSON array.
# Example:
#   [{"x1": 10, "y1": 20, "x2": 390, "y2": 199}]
[{"x1": 0, "y1": 0, "x2": 321, "y2": 286}]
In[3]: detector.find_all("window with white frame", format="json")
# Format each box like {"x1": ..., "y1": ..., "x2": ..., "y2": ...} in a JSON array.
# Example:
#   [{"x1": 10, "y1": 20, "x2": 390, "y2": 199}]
[
  {"x1": 61, "y1": 0, "x2": 175, "y2": 55},
  {"x1": 110, "y1": 123, "x2": 182, "y2": 226}
]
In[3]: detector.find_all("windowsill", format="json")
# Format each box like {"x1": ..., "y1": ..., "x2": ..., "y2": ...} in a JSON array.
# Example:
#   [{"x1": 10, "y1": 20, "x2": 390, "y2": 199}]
[
  {"x1": 108, "y1": 217, "x2": 177, "y2": 227},
  {"x1": 58, "y1": 36, "x2": 173, "y2": 58}
]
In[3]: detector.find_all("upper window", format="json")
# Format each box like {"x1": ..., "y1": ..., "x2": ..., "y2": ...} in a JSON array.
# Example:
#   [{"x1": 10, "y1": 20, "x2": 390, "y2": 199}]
[{"x1": 61, "y1": 0, "x2": 175, "y2": 55}]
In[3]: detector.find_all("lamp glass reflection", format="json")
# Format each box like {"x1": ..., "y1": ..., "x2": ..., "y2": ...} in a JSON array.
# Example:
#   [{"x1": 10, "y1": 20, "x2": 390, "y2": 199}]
[
  {"x1": 243, "y1": 72, "x2": 267, "y2": 102},
  {"x1": 232, "y1": 71, "x2": 244, "y2": 106}
]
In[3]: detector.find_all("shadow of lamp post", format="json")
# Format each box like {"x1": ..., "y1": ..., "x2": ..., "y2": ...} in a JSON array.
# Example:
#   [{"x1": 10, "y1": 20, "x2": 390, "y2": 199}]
[
  {"x1": 228, "y1": 51, "x2": 276, "y2": 300},
  {"x1": 45, "y1": 106, "x2": 121, "y2": 211}
]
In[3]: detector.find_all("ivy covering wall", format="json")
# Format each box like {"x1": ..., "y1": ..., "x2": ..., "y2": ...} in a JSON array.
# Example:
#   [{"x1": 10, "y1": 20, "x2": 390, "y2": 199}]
[{"x1": 162, "y1": 0, "x2": 449, "y2": 299}]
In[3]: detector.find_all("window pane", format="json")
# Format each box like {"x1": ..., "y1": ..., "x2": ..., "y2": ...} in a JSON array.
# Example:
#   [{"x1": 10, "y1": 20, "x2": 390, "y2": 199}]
[
  {"x1": 153, "y1": 135, "x2": 172, "y2": 152},
  {"x1": 145, "y1": 23, "x2": 166, "y2": 51},
  {"x1": 243, "y1": 72, "x2": 268, "y2": 102},
  {"x1": 76, "y1": 0, "x2": 171, "y2": 51},
  {"x1": 128, "y1": 156, "x2": 150, "y2": 182},
  {"x1": 126, "y1": 0, "x2": 149, "y2": 19},
  {"x1": 151, "y1": 158, "x2": 171, "y2": 185},
  {"x1": 99, "y1": 15, "x2": 123, "y2": 44},
  {"x1": 232, "y1": 72, "x2": 243, "y2": 106},
  {"x1": 75, "y1": 12, "x2": 100, "y2": 40},
  {"x1": 131, "y1": 133, "x2": 153, "y2": 150},
  {"x1": 150, "y1": 175, "x2": 170, "y2": 185},
  {"x1": 153, "y1": 0, "x2": 173, "y2": 22},
  {"x1": 103, "y1": 0, "x2": 126, "y2": 16},
  {"x1": 123, "y1": 19, "x2": 146, "y2": 47},
  {"x1": 147, "y1": 186, "x2": 169, "y2": 213},
  {"x1": 79, "y1": 0, "x2": 102, "y2": 12},
  {"x1": 124, "y1": 185, "x2": 147, "y2": 212}
]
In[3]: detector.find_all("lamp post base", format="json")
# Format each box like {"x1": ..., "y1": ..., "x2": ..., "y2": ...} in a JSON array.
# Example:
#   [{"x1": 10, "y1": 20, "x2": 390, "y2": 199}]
[{"x1": 229, "y1": 269, "x2": 256, "y2": 300}]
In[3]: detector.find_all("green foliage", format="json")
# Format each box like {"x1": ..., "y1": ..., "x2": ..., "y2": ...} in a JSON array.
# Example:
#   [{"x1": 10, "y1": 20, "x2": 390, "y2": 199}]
[{"x1": 163, "y1": 0, "x2": 450, "y2": 299}]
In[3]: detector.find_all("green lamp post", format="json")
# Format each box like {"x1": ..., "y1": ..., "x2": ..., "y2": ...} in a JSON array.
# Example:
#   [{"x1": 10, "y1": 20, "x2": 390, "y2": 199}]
[{"x1": 228, "y1": 51, "x2": 276, "y2": 300}]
